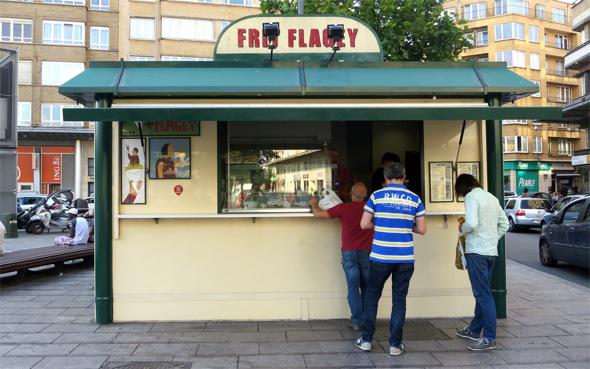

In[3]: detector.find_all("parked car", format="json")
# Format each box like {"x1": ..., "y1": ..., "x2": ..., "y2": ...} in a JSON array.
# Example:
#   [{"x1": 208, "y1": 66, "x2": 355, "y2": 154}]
[
  {"x1": 16, "y1": 194, "x2": 46, "y2": 211},
  {"x1": 504, "y1": 191, "x2": 517, "y2": 199},
  {"x1": 530, "y1": 192, "x2": 555, "y2": 206},
  {"x1": 505, "y1": 197, "x2": 551, "y2": 232},
  {"x1": 541, "y1": 195, "x2": 589, "y2": 228},
  {"x1": 539, "y1": 197, "x2": 590, "y2": 268}
]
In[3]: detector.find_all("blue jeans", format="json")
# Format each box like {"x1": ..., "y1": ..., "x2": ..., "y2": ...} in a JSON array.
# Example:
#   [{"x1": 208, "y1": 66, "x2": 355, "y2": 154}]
[
  {"x1": 361, "y1": 261, "x2": 414, "y2": 347},
  {"x1": 341, "y1": 250, "x2": 371, "y2": 326},
  {"x1": 466, "y1": 253, "x2": 497, "y2": 343}
]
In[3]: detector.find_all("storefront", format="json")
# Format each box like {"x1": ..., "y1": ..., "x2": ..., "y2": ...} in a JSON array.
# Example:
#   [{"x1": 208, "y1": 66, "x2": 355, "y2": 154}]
[
  {"x1": 59, "y1": 15, "x2": 561, "y2": 324},
  {"x1": 16, "y1": 146, "x2": 75, "y2": 194},
  {"x1": 503, "y1": 161, "x2": 552, "y2": 195}
]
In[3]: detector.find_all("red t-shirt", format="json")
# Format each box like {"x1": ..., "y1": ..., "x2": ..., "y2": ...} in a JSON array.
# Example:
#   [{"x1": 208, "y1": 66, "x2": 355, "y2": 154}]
[{"x1": 327, "y1": 202, "x2": 374, "y2": 251}]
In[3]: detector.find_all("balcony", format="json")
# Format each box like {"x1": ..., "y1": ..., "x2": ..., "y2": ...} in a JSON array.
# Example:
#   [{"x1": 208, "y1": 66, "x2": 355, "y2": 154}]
[
  {"x1": 546, "y1": 69, "x2": 577, "y2": 78},
  {"x1": 547, "y1": 129, "x2": 581, "y2": 139},
  {"x1": 545, "y1": 41, "x2": 574, "y2": 51},
  {"x1": 565, "y1": 40, "x2": 590, "y2": 69},
  {"x1": 457, "y1": 6, "x2": 572, "y2": 25},
  {"x1": 546, "y1": 96, "x2": 571, "y2": 103}
]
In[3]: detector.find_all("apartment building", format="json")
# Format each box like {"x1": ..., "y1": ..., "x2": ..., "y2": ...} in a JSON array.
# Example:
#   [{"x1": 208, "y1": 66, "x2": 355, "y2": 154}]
[
  {"x1": 444, "y1": 0, "x2": 588, "y2": 195},
  {"x1": 0, "y1": 0, "x2": 119, "y2": 197},
  {"x1": 119, "y1": 0, "x2": 260, "y2": 61}
]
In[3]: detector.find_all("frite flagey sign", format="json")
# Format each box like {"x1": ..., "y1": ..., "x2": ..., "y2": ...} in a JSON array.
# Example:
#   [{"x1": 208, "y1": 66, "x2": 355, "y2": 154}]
[{"x1": 215, "y1": 15, "x2": 382, "y2": 58}]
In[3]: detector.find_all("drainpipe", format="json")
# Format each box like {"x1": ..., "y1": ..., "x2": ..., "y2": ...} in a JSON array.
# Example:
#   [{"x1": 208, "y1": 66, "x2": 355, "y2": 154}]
[
  {"x1": 298, "y1": 0, "x2": 303, "y2": 14},
  {"x1": 74, "y1": 140, "x2": 82, "y2": 198},
  {"x1": 94, "y1": 97, "x2": 113, "y2": 324},
  {"x1": 486, "y1": 96, "x2": 507, "y2": 319}
]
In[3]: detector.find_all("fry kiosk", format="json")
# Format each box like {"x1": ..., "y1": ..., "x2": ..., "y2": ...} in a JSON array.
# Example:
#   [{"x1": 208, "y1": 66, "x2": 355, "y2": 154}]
[{"x1": 59, "y1": 15, "x2": 561, "y2": 324}]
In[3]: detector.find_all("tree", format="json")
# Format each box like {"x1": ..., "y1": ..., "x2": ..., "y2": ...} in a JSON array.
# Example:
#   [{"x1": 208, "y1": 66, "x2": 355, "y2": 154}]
[{"x1": 259, "y1": 0, "x2": 471, "y2": 62}]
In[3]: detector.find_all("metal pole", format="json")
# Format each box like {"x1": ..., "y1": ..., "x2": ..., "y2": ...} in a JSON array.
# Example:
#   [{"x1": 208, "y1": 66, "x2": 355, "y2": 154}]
[
  {"x1": 298, "y1": 0, "x2": 304, "y2": 14},
  {"x1": 486, "y1": 96, "x2": 507, "y2": 319},
  {"x1": 94, "y1": 98, "x2": 113, "y2": 324}
]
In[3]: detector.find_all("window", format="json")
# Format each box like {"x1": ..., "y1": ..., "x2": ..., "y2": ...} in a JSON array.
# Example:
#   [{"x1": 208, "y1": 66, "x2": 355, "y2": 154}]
[
  {"x1": 556, "y1": 59, "x2": 564, "y2": 74},
  {"x1": 129, "y1": 18, "x2": 155, "y2": 40},
  {"x1": 1, "y1": 18, "x2": 33, "y2": 43},
  {"x1": 496, "y1": 50, "x2": 526, "y2": 68},
  {"x1": 506, "y1": 199, "x2": 516, "y2": 209},
  {"x1": 529, "y1": 25, "x2": 539, "y2": 43},
  {"x1": 88, "y1": 182, "x2": 94, "y2": 195},
  {"x1": 476, "y1": 28, "x2": 488, "y2": 46},
  {"x1": 495, "y1": 0, "x2": 528, "y2": 16},
  {"x1": 532, "y1": 80, "x2": 541, "y2": 97},
  {"x1": 533, "y1": 137, "x2": 542, "y2": 153},
  {"x1": 220, "y1": 21, "x2": 231, "y2": 32},
  {"x1": 464, "y1": 2, "x2": 487, "y2": 20},
  {"x1": 556, "y1": 85, "x2": 571, "y2": 102},
  {"x1": 495, "y1": 22, "x2": 525, "y2": 40},
  {"x1": 43, "y1": 0, "x2": 84, "y2": 5},
  {"x1": 503, "y1": 136, "x2": 528, "y2": 153},
  {"x1": 221, "y1": 0, "x2": 253, "y2": 5},
  {"x1": 557, "y1": 139, "x2": 573, "y2": 155},
  {"x1": 530, "y1": 53, "x2": 540, "y2": 70},
  {"x1": 17, "y1": 102, "x2": 31, "y2": 126},
  {"x1": 560, "y1": 201, "x2": 584, "y2": 225},
  {"x1": 535, "y1": 4, "x2": 545, "y2": 19},
  {"x1": 88, "y1": 158, "x2": 95, "y2": 177},
  {"x1": 162, "y1": 18, "x2": 214, "y2": 41},
  {"x1": 128, "y1": 55, "x2": 156, "y2": 61},
  {"x1": 41, "y1": 103, "x2": 83, "y2": 127},
  {"x1": 554, "y1": 34, "x2": 568, "y2": 49},
  {"x1": 18, "y1": 61, "x2": 32, "y2": 85},
  {"x1": 43, "y1": 21, "x2": 85, "y2": 46},
  {"x1": 552, "y1": 8, "x2": 566, "y2": 24},
  {"x1": 41, "y1": 61, "x2": 84, "y2": 85},
  {"x1": 90, "y1": 26, "x2": 109, "y2": 50},
  {"x1": 90, "y1": 0, "x2": 109, "y2": 10},
  {"x1": 161, "y1": 56, "x2": 211, "y2": 61}
]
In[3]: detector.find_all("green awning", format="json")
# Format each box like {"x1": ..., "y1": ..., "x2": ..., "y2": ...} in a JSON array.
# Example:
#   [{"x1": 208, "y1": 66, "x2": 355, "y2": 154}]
[{"x1": 59, "y1": 61, "x2": 538, "y2": 106}]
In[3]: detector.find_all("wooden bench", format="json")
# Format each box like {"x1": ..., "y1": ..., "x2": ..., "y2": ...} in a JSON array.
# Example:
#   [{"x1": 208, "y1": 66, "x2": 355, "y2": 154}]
[{"x1": 0, "y1": 245, "x2": 94, "y2": 275}]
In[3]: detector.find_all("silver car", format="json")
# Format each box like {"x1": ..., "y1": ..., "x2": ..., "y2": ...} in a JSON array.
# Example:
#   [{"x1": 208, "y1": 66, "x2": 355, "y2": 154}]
[{"x1": 505, "y1": 197, "x2": 551, "y2": 232}]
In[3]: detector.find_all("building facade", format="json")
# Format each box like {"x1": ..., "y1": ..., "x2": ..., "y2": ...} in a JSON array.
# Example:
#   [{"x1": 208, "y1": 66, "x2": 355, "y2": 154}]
[{"x1": 444, "y1": 0, "x2": 588, "y2": 195}]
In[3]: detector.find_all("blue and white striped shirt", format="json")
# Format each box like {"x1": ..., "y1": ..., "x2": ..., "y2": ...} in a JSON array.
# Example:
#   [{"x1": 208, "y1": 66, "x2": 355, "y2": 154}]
[{"x1": 364, "y1": 184, "x2": 426, "y2": 263}]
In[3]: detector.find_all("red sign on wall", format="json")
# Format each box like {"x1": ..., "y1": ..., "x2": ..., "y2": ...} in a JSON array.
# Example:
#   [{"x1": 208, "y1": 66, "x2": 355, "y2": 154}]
[{"x1": 42, "y1": 154, "x2": 62, "y2": 183}]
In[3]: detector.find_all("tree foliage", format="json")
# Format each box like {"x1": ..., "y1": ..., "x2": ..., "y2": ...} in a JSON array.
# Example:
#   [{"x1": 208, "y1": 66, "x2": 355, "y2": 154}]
[{"x1": 259, "y1": 0, "x2": 471, "y2": 61}]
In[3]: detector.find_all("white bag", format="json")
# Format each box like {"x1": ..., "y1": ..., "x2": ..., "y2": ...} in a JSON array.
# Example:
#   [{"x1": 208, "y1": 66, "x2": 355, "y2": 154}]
[{"x1": 318, "y1": 188, "x2": 343, "y2": 210}]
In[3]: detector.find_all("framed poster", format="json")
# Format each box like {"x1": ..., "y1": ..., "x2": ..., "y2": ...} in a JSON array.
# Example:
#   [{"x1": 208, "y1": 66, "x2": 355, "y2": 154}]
[
  {"x1": 456, "y1": 162, "x2": 480, "y2": 202},
  {"x1": 149, "y1": 137, "x2": 191, "y2": 179},
  {"x1": 429, "y1": 161, "x2": 454, "y2": 203},
  {"x1": 121, "y1": 138, "x2": 146, "y2": 204}
]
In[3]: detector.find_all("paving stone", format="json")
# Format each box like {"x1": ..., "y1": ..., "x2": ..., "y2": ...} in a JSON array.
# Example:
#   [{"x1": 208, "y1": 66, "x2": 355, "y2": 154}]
[
  {"x1": 0, "y1": 333, "x2": 61, "y2": 344},
  {"x1": 432, "y1": 351, "x2": 507, "y2": 366},
  {"x1": 436, "y1": 339, "x2": 476, "y2": 351},
  {"x1": 505, "y1": 325, "x2": 570, "y2": 338},
  {"x1": 379, "y1": 339, "x2": 445, "y2": 352},
  {"x1": 107, "y1": 355, "x2": 174, "y2": 362},
  {"x1": 286, "y1": 330, "x2": 343, "y2": 342},
  {"x1": 304, "y1": 353, "x2": 373, "y2": 367},
  {"x1": 309, "y1": 320, "x2": 351, "y2": 331},
  {"x1": 185, "y1": 356, "x2": 237, "y2": 369},
  {"x1": 428, "y1": 318, "x2": 469, "y2": 329},
  {"x1": 6, "y1": 343, "x2": 77, "y2": 356},
  {"x1": 114, "y1": 333, "x2": 172, "y2": 343},
  {"x1": 495, "y1": 349, "x2": 572, "y2": 364},
  {"x1": 150, "y1": 323, "x2": 206, "y2": 333},
  {"x1": 258, "y1": 321, "x2": 311, "y2": 331},
  {"x1": 498, "y1": 337, "x2": 567, "y2": 349},
  {"x1": 15, "y1": 308, "x2": 66, "y2": 316},
  {"x1": 555, "y1": 324, "x2": 590, "y2": 336},
  {"x1": 197, "y1": 343, "x2": 258, "y2": 356},
  {"x1": 562, "y1": 315, "x2": 590, "y2": 324},
  {"x1": 511, "y1": 315, "x2": 573, "y2": 326},
  {"x1": 559, "y1": 362, "x2": 590, "y2": 369},
  {"x1": 557, "y1": 348, "x2": 590, "y2": 361},
  {"x1": 55, "y1": 333, "x2": 118, "y2": 344},
  {"x1": 0, "y1": 316, "x2": 28, "y2": 324},
  {"x1": 0, "y1": 356, "x2": 43, "y2": 369},
  {"x1": 134, "y1": 343, "x2": 199, "y2": 356},
  {"x1": 369, "y1": 351, "x2": 440, "y2": 367},
  {"x1": 71, "y1": 343, "x2": 138, "y2": 355},
  {"x1": 95, "y1": 324, "x2": 154, "y2": 333},
  {"x1": 0, "y1": 324, "x2": 49, "y2": 333},
  {"x1": 170, "y1": 332, "x2": 229, "y2": 343},
  {"x1": 204, "y1": 323, "x2": 258, "y2": 332},
  {"x1": 0, "y1": 301, "x2": 50, "y2": 309},
  {"x1": 22, "y1": 315, "x2": 78, "y2": 324},
  {"x1": 550, "y1": 335, "x2": 590, "y2": 348},
  {"x1": 238, "y1": 354, "x2": 305, "y2": 368},
  {"x1": 0, "y1": 344, "x2": 16, "y2": 355},
  {"x1": 319, "y1": 340, "x2": 384, "y2": 353},
  {"x1": 259, "y1": 342, "x2": 321, "y2": 355},
  {"x1": 42, "y1": 324, "x2": 98, "y2": 333},
  {"x1": 73, "y1": 316, "x2": 97, "y2": 324},
  {"x1": 32, "y1": 355, "x2": 107, "y2": 369},
  {"x1": 227, "y1": 332, "x2": 286, "y2": 343}
]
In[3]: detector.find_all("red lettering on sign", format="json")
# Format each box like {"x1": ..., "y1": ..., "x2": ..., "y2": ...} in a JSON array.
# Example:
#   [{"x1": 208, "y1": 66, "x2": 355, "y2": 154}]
[
  {"x1": 237, "y1": 28, "x2": 246, "y2": 48},
  {"x1": 347, "y1": 28, "x2": 358, "y2": 47},
  {"x1": 248, "y1": 29, "x2": 260, "y2": 48},
  {"x1": 288, "y1": 29, "x2": 297, "y2": 48},
  {"x1": 298, "y1": 29, "x2": 307, "y2": 47},
  {"x1": 308, "y1": 28, "x2": 321, "y2": 48}
]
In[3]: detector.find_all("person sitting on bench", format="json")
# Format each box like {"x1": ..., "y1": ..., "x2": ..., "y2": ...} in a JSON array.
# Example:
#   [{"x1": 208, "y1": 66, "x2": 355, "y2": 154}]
[{"x1": 55, "y1": 208, "x2": 90, "y2": 247}]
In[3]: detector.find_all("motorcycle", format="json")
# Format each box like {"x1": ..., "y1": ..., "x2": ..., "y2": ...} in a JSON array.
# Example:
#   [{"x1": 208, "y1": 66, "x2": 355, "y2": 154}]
[{"x1": 17, "y1": 190, "x2": 74, "y2": 234}]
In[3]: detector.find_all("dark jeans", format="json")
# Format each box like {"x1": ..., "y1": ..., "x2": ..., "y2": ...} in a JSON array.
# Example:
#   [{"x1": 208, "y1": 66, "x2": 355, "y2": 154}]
[
  {"x1": 341, "y1": 250, "x2": 371, "y2": 326},
  {"x1": 466, "y1": 253, "x2": 497, "y2": 343},
  {"x1": 361, "y1": 261, "x2": 414, "y2": 347}
]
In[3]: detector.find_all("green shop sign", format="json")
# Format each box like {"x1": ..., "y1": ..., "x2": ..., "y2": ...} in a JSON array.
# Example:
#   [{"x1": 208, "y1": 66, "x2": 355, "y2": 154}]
[
  {"x1": 516, "y1": 170, "x2": 538, "y2": 193},
  {"x1": 504, "y1": 161, "x2": 551, "y2": 171},
  {"x1": 121, "y1": 121, "x2": 200, "y2": 136}
]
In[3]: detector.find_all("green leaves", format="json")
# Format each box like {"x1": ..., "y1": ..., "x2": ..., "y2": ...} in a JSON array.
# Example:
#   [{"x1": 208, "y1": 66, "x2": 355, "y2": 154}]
[{"x1": 259, "y1": 0, "x2": 472, "y2": 61}]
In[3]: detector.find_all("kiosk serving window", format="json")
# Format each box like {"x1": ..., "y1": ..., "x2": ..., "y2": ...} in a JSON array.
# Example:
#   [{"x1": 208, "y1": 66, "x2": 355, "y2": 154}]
[{"x1": 219, "y1": 121, "x2": 423, "y2": 213}]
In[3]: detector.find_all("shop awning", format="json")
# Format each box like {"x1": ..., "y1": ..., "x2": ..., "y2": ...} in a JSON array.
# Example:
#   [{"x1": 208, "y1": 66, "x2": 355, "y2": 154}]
[{"x1": 60, "y1": 60, "x2": 540, "y2": 106}]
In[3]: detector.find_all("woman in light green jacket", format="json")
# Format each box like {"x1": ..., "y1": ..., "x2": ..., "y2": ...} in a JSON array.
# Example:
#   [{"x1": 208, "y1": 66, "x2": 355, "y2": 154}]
[{"x1": 454, "y1": 174, "x2": 509, "y2": 351}]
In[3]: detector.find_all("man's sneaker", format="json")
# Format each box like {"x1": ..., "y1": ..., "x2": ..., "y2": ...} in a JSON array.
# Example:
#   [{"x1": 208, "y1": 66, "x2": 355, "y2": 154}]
[
  {"x1": 354, "y1": 337, "x2": 372, "y2": 352},
  {"x1": 456, "y1": 328, "x2": 480, "y2": 341},
  {"x1": 467, "y1": 338, "x2": 496, "y2": 351},
  {"x1": 389, "y1": 343, "x2": 407, "y2": 356}
]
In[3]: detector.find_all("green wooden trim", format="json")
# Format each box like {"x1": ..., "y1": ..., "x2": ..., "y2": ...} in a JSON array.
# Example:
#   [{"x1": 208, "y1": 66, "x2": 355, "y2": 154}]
[
  {"x1": 213, "y1": 52, "x2": 383, "y2": 62},
  {"x1": 63, "y1": 106, "x2": 562, "y2": 122}
]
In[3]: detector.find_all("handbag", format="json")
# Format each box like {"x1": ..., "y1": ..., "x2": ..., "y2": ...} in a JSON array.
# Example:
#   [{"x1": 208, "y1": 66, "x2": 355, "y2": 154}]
[{"x1": 455, "y1": 216, "x2": 467, "y2": 270}]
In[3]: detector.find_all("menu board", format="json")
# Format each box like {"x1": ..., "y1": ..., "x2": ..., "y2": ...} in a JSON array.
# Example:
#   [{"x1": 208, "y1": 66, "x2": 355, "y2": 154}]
[
  {"x1": 457, "y1": 162, "x2": 480, "y2": 180},
  {"x1": 429, "y1": 161, "x2": 454, "y2": 202}
]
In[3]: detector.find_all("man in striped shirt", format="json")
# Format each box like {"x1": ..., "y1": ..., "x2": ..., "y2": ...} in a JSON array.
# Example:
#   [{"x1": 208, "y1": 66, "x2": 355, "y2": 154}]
[{"x1": 355, "y1": 162, "x2": 426, "y2": 356}]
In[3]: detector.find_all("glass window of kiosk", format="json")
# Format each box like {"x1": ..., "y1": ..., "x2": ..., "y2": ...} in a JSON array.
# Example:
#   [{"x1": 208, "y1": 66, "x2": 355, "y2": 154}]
[{"x1": 218, "y1": 121, "x2": 423, "y2": 213}]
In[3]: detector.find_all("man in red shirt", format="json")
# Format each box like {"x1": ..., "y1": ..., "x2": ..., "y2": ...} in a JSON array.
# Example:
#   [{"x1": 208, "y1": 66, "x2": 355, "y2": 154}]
[{"x1": 310, "y1": 182, "x2": 374, "y2": 331}]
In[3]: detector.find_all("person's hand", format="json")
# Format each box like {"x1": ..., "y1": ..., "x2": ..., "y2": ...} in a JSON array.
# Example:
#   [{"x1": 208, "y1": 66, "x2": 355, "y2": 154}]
[{"x1": 309, "y1": 197, "x2": 319, "y2": 207}]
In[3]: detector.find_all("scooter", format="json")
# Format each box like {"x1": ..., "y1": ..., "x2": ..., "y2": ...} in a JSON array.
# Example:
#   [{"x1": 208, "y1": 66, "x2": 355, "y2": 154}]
[{"x1": 18, "y1": 190, "x2": 74, "y2": 234}]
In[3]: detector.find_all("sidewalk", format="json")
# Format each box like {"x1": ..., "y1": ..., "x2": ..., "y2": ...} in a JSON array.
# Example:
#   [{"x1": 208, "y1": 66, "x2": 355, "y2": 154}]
[{"x1": 0, "y1": 260, "x2": 589, "y2": 369}]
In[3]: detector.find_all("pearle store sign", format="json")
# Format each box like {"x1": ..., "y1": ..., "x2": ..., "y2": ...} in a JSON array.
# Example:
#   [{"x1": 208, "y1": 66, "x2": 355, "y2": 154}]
[{"x1": 214, "y1": 15, "x2": 383, "y2": 61}]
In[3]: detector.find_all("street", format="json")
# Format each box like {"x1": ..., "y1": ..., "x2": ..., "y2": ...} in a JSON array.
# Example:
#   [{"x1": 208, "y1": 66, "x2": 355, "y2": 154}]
[{"x1": 505, "y1": 229, "x2": 590, "y2": 288}]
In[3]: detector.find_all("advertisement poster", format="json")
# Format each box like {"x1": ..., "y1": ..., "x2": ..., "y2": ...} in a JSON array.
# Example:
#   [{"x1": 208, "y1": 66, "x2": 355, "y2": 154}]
[
  {"x1": 149, "y1": 138, "x2": 191, "y2": 179},
  {"x1": 121, "y1": 138, "x2": 146, "y2": 204},
  {"x1": 456, "y1": 162, "x2": 480, "y2": 201},
  {"x1": 429, "y1": 161, "x2": 454, "y2": 202}
]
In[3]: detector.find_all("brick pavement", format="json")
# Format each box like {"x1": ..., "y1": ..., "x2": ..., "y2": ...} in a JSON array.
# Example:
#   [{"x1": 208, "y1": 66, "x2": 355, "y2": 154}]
[{"x1": 0, "y1": 260, "x2": 589, "y2": 369}]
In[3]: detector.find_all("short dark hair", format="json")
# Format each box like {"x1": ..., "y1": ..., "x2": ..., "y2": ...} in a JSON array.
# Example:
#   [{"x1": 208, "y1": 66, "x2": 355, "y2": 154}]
[
  {"x1": 455, "y1": 174, "x2": 482, "y2": 197},
  {"x1": 383, "y1": 162, "x2": 405, "y2": 180},
  {"x1": 381, "y1": 152, "x2": 400, "y2": 164}
]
